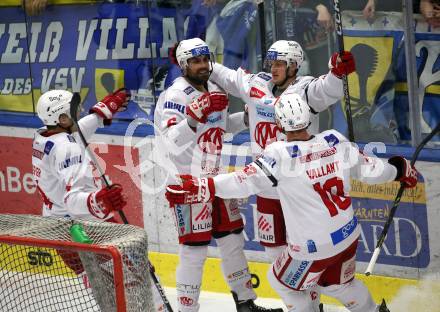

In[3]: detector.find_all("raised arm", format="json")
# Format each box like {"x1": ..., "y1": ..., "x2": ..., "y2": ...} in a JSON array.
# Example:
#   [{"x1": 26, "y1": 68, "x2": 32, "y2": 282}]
[
  {"x1": 348, "y1": 143, "x2": 417, "y2": 188},
  {"x1": 79, "y1": 88, "x2": 130, "y2": 141},
  {"x1": 210, "y1": 63, "x2": 252, "y2": 100},
  {"x1": 306, "y1": 51, "x2": 355, "y2": 113}
]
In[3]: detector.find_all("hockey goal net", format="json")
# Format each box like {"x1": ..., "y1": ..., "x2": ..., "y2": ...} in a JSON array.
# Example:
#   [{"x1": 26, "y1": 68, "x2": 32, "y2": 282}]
[{"x1": 0, "y1": 214, "x2": 153, "y2": 312}]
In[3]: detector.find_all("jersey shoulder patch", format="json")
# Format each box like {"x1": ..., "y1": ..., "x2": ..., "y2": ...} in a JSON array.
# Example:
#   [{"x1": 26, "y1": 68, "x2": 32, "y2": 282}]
[
  {"x1": 285, "y1": 144, "x2": 300, "y2": 158},
  {"x1": 323, "y1": 133, "x2": 340, "y2": 147},
  {"x1": 66, "y1": 134, "x2": 76, "y2": 143},
  {"x1": 320, "y1": 130, "x2": 347, "y2": 146},
  {"x1": 183, "y1": 86, "x2": 195, "y2": 95},
  {"x1": 257, "y1": 72, "x2": 272, "y2": 81},
  {"x1": 44, "y1": 141, "x2": 54, "y2": 155}
]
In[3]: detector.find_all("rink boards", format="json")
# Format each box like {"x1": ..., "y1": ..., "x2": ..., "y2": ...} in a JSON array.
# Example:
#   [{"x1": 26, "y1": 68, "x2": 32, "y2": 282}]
[{"x1": 1, "y1": 126, "x2": 440, "y2": 305}]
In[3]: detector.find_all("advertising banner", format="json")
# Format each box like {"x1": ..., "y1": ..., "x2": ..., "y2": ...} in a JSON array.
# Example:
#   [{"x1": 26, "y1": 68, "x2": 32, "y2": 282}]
[
  {"x1": 0, "y1": 1, "x2": 260, "y2": 121},
  {"x1": 0, "y1": 136, "x2": 143, "y2": 227},
  {"x1": 334, "y1": 11, "x2": 440, "y2": 142}
]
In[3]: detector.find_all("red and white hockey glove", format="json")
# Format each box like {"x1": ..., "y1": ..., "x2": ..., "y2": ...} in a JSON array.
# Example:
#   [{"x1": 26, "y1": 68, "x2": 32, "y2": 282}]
[
  {"x1": 388, "y1": 156, "x2": 418, "y2": 188},
  {"x1": 165, "y1": 175, "x2": 215, "y2": 205},
  {"x1": 87, "y1": 184, "x2": 127, "y2": 219},
  {"x1": 186, "y1": 92, "x2": 228, "y2": 123},
  {"x1": 90, "y1": 88, "x2": 131, "y2": 120},
  {"x1": 329, "y1": 51, "x2": 356, "y2": 78}
]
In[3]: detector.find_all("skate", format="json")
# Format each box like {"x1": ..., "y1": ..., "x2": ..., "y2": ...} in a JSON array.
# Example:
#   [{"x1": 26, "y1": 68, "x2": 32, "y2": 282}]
[
  {"x1": 378, "y1": 299, "x2": 390, "y2": 312},
  {"x1": 231, "y1": 292, "x2": 284, "y2": 312}
]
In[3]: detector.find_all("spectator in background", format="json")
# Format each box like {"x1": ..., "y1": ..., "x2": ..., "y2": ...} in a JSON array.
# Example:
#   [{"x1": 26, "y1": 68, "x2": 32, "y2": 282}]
[
  {"x1": 215, "y1": 0, "x2": 261, "y2": 71},
  {"x1": 341, "y1": 0, "x2": 401, "y2": 21},
  {"x1": 22, "y1": 0, "x2": 47, "y2": 16},
  {"x1": 270, "y1": 0, "x2": 335, "y2": 76},
  {"x1": 419, "y1": 0, "x2": 440, "y2": 27}
]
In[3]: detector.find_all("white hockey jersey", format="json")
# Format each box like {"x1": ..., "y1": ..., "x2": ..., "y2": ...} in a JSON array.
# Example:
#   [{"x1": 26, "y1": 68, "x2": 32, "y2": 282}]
[
  {"x1": 32, "y1": 115, "x2": 105, "y2": 220},
  {"x1": 213, "y1": 130, "x2": 398, "y2": 260},
  {"x1": 154, "y1": 76, "x2": 246, "y2": 182},
  {"x1": 210, "y1": 63, "x2": 343, "y2": 199}
]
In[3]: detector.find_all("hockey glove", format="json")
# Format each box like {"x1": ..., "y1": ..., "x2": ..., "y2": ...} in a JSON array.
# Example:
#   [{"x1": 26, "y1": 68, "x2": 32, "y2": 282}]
[
  {"x1": 186, "y1": 92, "x2": 228, "y2": 123},
  {"x1": 90, "y1": 88, "x2": 131, "y2": 121},
  {"x1": 329, "y1": 51, "x2": 356, "y2": 78},
  {"x1": 87, "y1": 184, "x2": 127, "y2": 219},
  {"x1": 388, "y1": 156, "x2": 418, "y2": 188},
  {"x1": 165, "y1": 175, "x2": 215, "y2": 205}
]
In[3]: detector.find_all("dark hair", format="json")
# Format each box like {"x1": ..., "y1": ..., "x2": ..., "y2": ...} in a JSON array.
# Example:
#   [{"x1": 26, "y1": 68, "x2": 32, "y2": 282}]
[{"x1": 169, "y1": 42, "x2": 180, "y2": 65}]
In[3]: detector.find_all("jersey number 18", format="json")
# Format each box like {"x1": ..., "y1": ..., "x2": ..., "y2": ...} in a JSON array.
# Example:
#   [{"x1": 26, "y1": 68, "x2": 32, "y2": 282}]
[{"x1": 313, "y1": 177, "x2": 351, "y2": 217}]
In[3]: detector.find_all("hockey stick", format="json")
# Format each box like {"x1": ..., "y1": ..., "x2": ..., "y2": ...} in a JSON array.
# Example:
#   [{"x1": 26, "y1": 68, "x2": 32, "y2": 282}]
[
  {"x1": 69, "y1": 93, "x2": 129, "y2": 224},
  {"x1": 69, "y1": 93, "x2": 174, "y2": 311},
  {"x1": 365, "y1": 122, "x2": 440, "y2": 276},
  {"x1": 257, "y1": 0, "x2": 266, "y2": 68},
  {"x1": 333, "y1": 0, "x2": 355, "y2": 142}
]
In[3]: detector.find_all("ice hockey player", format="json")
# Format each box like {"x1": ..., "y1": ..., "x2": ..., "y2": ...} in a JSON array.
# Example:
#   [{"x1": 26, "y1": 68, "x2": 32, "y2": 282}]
[
  {"x1": 154, "y1": 37, "x2": 283, "y2": 312},
  {"x1": 32, "y1": 89, "x2": 135, "y2": 301},
  {"x1": 166, "y1": 92, "x2": 418, "y2": 312},
  {"x1": 208, "y1": 39, "x2": 356, "y2": 310},
  {"x1": 33, "y1": 89, "x2": 129, "y2": 222}
]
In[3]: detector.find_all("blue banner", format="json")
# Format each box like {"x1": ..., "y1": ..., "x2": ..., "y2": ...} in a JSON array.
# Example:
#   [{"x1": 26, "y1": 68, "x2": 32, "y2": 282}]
[{"x1": 0, "y1": 3, "x2": 218, "y2": 118}]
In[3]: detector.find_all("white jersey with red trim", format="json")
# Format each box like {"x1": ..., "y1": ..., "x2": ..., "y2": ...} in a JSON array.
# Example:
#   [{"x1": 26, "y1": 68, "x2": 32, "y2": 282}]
[
  {"x1": 213, "y1": 130, "x2": 398, "y2": 260},
  {"x1": 154, "y1": 76, "x2": 246, "y2": 182},
  {"x1": 32, "y1": 114, "x2": 105, "y2": 220},
  {"x1": 210, "y1": 63, "x2": 343, "y2": 199}
]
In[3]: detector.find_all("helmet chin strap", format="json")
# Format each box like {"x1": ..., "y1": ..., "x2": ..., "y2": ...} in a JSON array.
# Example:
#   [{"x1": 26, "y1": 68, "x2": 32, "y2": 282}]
[
  {"x1": 57, "y1": 119, "x2": 74, "y2": 134},
  {"x1": 274, "y1": 66, "x2": 296, "y2": 95}
]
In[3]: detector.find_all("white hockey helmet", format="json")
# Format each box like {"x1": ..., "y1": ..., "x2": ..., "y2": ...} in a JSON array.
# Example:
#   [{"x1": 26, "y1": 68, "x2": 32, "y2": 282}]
[
  {"x1": 36, "y1": 90, "x2": 73, "y2": 126},
  {"x1": 266, "y1": 40, "x2": 304, "y2": 68},
  {"x1": 175, "y1": 38, "x2": 212, "y2": 69},
  {"x1": 274, "y1": 92, "x2": 310, "y2": 131}
]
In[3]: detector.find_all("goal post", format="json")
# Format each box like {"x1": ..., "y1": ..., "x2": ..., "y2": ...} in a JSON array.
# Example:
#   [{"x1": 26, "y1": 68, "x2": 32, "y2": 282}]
[{"x1": 0, "y1": 214, "x2": 154, "y2": 312}]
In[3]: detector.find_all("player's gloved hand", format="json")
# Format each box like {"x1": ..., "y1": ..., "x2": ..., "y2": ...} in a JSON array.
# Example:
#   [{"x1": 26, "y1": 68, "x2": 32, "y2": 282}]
[
  {"x1": 329, "y1": 51, "x2": 356, "y2": 78},
  {"x1": 90, "y1": 88, "x2": 131, "y2": 121},
  {"x1": 165, "y1": 175, "x2": 215, "y2": 205},
  {"x1": 186, "y1": 92, "x2": 228, "y2": 123},
  {"x1": 388, "y1": 156, "x2": 418, "y2": 188},
  {"x1": 87, "y1": 184, "x2": 127, "y2": 219}
]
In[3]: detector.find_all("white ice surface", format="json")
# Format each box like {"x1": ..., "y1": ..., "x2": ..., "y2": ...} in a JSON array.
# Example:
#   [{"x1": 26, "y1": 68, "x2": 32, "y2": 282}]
[{"x1": 163, "y1": 287, "x2": 348, "y2": 312}]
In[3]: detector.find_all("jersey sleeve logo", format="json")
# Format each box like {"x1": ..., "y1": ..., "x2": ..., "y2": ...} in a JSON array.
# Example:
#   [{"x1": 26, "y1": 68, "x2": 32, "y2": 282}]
[
  {"x1": 164, "y1": 101, "x2": 185, "y2": 114},
  {"x1": 32, "y1": 148, "x2": 44, "y2": 159},
  {"x1": 58, "y1": 155, "x2": 82, "y2": 170},
  {"x1": 250, "y1": 87, "x2": 266, "y2": 99},
  {"x1": 44, "y1": 141, "x2": 54, "y2": 155},
  {"x1": 261, "y1": 155, "x2": 276, "y2": 168},
  {"x1": 197, "y1": 127, "x2": 225, "y2": 154},
  {"x1": 254, "y1": 122, "x2": 282, "y2": 149},
  {"x1": 324, "y1": 134, "x2": 340, "y2": 147},
  {"x1": 257, "y1": 72, "x2": 272, "y2": 81},
  {"x1": 67, "y1": 135, "x2": 76, "y2": 143},
  {"x1": 183, "y1": 86, "x2": 195, "y2": 95},
  {"x1": 166, "y1": 116, "x2": 177, "y2": 128}
]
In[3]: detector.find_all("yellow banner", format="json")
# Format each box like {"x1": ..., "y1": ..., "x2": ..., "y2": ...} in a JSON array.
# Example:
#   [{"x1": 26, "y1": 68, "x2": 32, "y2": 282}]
[
  {"x1": 350, "y1": 179, "x2": 426, "y2": 204},
  {"x1": 0, "y1": 244, "x2": 74, "y2": 277},
  {"x1": 343, "y1": 36, "x2": 394, "y2": 117},
  {"x1": 0, "y1": 88, "x2": 89, "y2": 113},
  {"x1": 1, "y1": 0, "x2": 96, "y2": 6}
]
